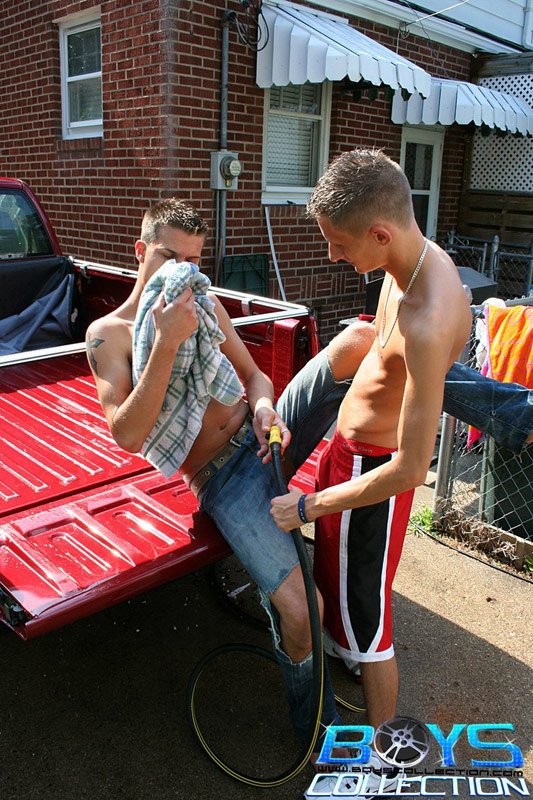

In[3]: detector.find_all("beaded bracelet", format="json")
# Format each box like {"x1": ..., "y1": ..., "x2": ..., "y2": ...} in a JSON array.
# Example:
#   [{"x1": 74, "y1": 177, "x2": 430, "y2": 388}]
[{"x1": 297, "y1": 493, "x2": 309, "y2": 525}]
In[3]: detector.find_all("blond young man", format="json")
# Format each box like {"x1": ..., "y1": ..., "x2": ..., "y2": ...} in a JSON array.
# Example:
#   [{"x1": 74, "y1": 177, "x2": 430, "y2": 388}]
[{"x1": 271, "y1": 149, "x2": 473, "y2": 730}]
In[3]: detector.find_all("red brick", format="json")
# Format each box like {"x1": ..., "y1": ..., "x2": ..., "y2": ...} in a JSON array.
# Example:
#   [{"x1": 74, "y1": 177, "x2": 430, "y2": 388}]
[{"x1": 1, "y1": 0, "x2": 478, "y2": 337}]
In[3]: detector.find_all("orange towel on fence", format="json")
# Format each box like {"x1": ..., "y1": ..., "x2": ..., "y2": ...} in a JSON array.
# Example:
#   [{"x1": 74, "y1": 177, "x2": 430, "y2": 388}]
[
  {"x1": 467, "y1": 304, "x2": 532, "y2": 448},
  {"x1": 483, "y1": 304, "x2": 533, "y2": 388}
]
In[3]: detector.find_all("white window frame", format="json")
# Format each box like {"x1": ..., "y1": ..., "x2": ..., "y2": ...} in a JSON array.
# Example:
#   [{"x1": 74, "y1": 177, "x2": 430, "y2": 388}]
[
  {"x1": 400, "y1": 126, "x2": 444, "y2": 240},
  {"x1": 262, "y1": 81, "x2": 332, "y2": 205},
  {"x1": 59, "y1": 14, "x2": 102, "y2": 140}
]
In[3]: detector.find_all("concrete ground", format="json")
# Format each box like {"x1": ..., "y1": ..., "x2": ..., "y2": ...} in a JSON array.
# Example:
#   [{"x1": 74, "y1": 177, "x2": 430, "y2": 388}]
[{"x1": 0, "y1": 476, "x2": 531, "y2": 800}]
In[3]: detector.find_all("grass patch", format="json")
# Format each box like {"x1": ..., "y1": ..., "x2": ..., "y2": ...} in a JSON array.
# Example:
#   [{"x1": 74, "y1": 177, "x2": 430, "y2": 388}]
[{"x1": 409, "y1": 505, "x2": 434, "y2": 535}]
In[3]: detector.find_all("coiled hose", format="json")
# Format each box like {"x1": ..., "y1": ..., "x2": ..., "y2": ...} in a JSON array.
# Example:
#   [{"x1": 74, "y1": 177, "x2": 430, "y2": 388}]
[{"x1": 185, "y1": 425, "x2": 325, "y2": 787}]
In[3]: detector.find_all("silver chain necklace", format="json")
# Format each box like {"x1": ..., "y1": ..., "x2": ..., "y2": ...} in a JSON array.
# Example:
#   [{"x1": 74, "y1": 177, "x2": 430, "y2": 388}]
[{"x1": 379, "y1": 238, "x2": 429, "y2": 349}]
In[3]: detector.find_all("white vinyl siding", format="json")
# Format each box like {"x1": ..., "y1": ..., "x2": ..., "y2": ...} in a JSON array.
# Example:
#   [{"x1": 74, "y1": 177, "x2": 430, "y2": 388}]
[
  {"x1": 391, "y1": 0, "x2": 532, "y2": 49},
  {"x1": 297, "y1": 0, "x2": 528, "y2": 52}
]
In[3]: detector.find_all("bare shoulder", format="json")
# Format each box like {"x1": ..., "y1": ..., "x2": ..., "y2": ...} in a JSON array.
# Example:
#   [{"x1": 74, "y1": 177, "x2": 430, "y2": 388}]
[
  {"x1": 428, "y1": 244, "x2": 469, "y2": 313},
  {"x1": 207, "y1": 291, "x2": 259, "y2": 376},
  {"x1": 85, "y1": 312, "x2": 133, "y2": 377},
  {"x1": 87, "y1": 310, "x2": 132, "y2": 344},
  {"x1": 208, "y1": 292, "x2": 238, "y2": 339},
  {"x1": 208, "y1": 291, "x2": 229, "y2": 320},
  {"x1": 409, "y1": 244, "x2": 471, "y2": 360}
]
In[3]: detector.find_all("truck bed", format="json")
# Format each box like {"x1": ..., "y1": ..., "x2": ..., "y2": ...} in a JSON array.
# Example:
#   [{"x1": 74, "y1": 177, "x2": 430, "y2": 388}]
[
  {"x1": 0, "y1": 336, "x2": 323, "y2": 640},
  {"x1": 0, "y1": 350, "x2": 232, "y2": 637}
]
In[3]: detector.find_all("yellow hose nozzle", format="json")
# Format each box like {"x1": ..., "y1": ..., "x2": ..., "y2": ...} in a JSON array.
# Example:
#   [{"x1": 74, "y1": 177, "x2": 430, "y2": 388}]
[{"x1": 269, "y1": 425, "x2": 282, "y2": 446}]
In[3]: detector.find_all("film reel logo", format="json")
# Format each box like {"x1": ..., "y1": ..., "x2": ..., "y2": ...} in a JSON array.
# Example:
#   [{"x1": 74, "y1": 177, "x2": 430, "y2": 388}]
[{"x1": 374, "y1": 716, "x2": 430, "y2": 767}]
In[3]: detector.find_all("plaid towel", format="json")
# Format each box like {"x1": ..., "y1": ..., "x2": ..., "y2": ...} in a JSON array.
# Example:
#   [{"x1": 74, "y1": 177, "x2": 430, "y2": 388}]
[{"x1": 132, "y1": 260, "x2": 244, "y2": 477}]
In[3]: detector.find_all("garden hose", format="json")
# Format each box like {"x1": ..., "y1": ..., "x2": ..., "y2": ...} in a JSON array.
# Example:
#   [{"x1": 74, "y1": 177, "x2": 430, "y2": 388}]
[
  {"x1": 268, "y1": 427, "x2": 364, "y2": 717},
  {"x1": 185, "y1": 424, "x2": 325, "y2": 787}
]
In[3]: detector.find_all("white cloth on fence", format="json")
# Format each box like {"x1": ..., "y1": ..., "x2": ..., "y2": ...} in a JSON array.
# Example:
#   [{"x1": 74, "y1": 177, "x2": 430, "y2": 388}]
[{"x1": 132, "y1": 259, "x2": 244, "y2": 477}]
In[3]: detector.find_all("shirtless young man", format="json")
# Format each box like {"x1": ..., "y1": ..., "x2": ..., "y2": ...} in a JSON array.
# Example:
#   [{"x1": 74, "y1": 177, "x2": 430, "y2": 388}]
[
  {"x1": 271, "y1": 148, "x2": 473, "y2": 730},
  {"x1": 85, "y1": 197, "x2": 377, "y2": 751}
]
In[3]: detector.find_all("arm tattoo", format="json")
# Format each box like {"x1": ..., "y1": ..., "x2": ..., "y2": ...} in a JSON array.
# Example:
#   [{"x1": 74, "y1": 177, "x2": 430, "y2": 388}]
[{"x1": 86, "y1": 333, "x2": 105, "y2": 376}]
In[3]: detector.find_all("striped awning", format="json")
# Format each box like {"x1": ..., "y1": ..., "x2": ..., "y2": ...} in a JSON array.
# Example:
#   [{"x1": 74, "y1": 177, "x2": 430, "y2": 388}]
[
  {"x1": 391, "y1": 78, "x2": 533, "y2": 135},
  {"x1": 256, "y1": 2, "x2": 432, "y2": 98}
]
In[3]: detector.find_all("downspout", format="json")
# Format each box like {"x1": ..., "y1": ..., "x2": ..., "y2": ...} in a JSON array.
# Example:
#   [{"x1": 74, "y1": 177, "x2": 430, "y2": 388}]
[
  {"x1": 215, "y1": 10, "x2": 235, "y2": 284},
  {"x1": 524, "y1": 0, "x2": 533, "y2": 48}
]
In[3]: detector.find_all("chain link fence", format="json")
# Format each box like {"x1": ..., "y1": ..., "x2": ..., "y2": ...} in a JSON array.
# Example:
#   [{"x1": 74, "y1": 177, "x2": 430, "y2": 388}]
[
  {"x1": 444, "y1": 230, "x2": 533, "y2": 300},
  {"x1": 432, "y1": 302, "x2": 533, "y2": 571}
]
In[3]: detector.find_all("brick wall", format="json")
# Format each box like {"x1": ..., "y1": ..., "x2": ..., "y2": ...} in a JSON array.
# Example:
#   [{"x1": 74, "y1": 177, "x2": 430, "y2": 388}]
[
  {"x1": 1, "y1": 0, "x2": 172, "y2": 268},
  {"x1": 0, "y1": 0, "x2": 474, "y2": 342}
]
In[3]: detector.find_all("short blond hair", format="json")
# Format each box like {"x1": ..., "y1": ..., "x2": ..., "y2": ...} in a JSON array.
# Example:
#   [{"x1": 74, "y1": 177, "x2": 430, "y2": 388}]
[
  {"x1": 307, "y1": 148, "x2": 414, "y2": 232},
  {"x1": 141, "y1": 198, "x2": 208, "y2": 243}
]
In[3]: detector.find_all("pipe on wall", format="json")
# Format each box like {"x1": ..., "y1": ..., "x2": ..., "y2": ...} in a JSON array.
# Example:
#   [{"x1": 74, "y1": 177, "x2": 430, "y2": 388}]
[{"x1": 215, "y1": 10, "x2": 234, "y2": 280}]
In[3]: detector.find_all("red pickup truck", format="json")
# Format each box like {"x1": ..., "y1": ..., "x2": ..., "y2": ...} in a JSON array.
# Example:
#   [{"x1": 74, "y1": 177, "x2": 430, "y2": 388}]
[{"x1": 0, "y1": 178, "x2": 322, "y2": 639}]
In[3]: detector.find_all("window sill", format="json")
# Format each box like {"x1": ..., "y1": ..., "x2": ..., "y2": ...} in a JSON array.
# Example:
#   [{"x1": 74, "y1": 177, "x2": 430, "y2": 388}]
[
  {"x1": 261, "y1": 190, "x2": 311, "y2": 206},
  {"x1": 57, "y1": 137, "x2": 103, "y2": 154}
]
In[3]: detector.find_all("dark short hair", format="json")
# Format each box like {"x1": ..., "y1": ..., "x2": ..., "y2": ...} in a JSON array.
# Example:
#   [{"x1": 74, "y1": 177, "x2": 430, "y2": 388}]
[
  {"x1": 307, "y1": 148, "x2": 414, "y2": 232},
  {"x1": 141, "y1": 198, "x2": 208, "y2": 243}
]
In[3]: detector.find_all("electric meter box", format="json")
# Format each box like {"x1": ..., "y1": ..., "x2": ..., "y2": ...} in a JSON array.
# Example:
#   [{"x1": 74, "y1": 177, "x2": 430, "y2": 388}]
[{"x1": 210, "y1": 151, "x2": 242, "y2": 190}]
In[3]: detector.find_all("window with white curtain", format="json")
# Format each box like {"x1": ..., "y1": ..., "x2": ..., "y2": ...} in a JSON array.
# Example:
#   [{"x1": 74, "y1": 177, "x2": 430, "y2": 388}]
[
  {"x1": 262, "y1": 82, "x2": 331, "y2": 204},
  {"x1": 400, "y1": 127, "x2": 443, "y2": 240},
  {"x1": 59, "y1": 15, "x2": 102, "y2": 140}
]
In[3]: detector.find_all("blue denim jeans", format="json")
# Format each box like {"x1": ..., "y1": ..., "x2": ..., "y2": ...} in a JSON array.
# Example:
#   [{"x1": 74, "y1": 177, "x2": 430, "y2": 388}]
[
  {"x1": 199, "y1": 346, "x2": 347, "y2": 745},
  {"x1": 276, "y1": 347, "x2": 532, "y2": 455},
  {"x1": 199, "y1": 346, "x2": 349, "y2": 595},
  {"x1": 443, "y1": 362, "x2": 532, "y2": 453}
]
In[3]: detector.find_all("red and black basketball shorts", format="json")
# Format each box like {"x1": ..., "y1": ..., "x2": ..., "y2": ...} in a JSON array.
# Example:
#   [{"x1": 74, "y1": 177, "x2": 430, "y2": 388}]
[{"x1": 314, "y1": 429, "x2": 414, "y2": 662}]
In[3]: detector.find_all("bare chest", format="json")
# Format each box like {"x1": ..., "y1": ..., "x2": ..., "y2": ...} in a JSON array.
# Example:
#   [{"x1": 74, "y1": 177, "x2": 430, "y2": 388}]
[{"x1": 337, "y1": 343, "x2": 407, "y2": 446}]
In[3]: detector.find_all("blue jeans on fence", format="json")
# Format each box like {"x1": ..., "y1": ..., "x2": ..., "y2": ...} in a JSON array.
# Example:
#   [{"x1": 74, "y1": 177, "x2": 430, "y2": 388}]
[
  {"x1": 199, "y1": 346, "x2": 532, "y2": 745},
  {"x1": 443, "y1": 362, "x2": 532, "y2": 453}
]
